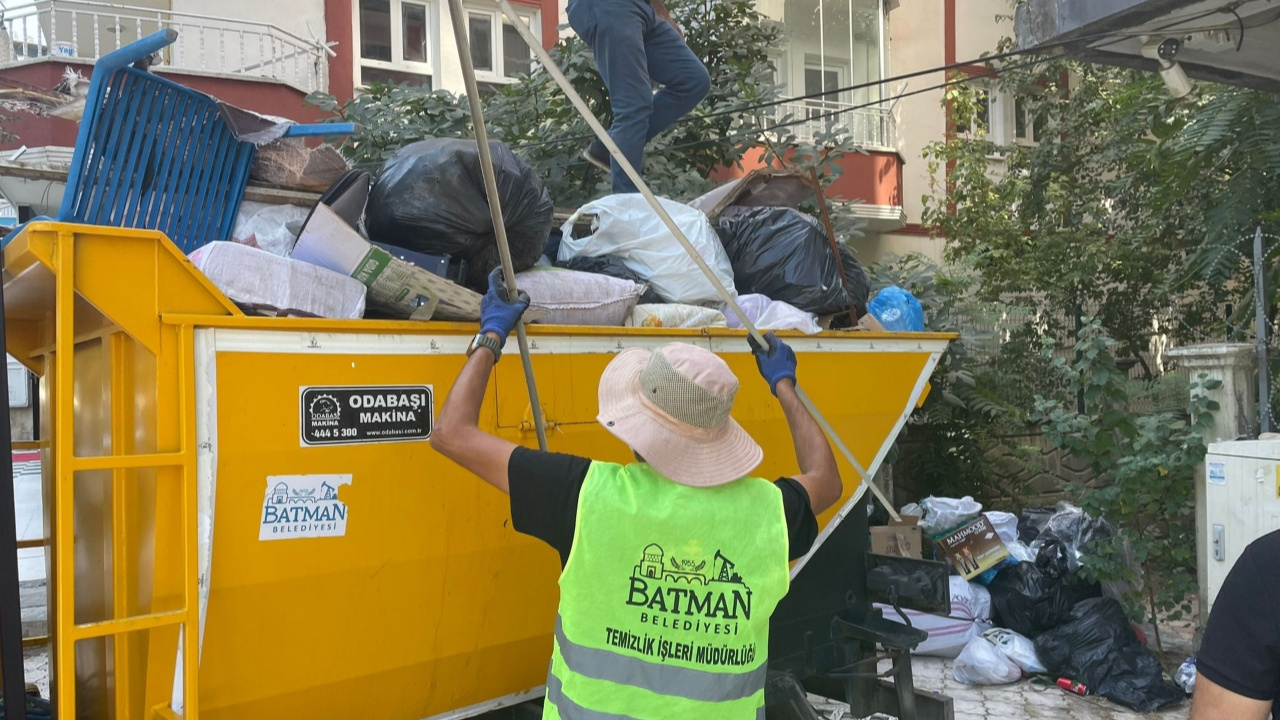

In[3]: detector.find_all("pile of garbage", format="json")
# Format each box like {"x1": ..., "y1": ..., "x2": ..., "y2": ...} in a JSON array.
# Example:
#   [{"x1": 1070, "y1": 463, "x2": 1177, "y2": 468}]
[
  {"x1": 185, "y1": 136, "x2": 923, "y2": 333},
  {"x1": 874, "y1": 499, "x2": 1186, "y2": 713}
]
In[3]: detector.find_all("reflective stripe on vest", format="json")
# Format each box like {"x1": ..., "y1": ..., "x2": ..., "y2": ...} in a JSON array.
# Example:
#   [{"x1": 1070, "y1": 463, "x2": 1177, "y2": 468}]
[
  {"x1": 547, "y1": 672, "x2": 767, "y2": 720},
  {"x1": 544, "y1": 461, "x2": 790, "y2": 720},
  {"x1": 555, "y1": 615, "x2": 768, "y2": 703}
]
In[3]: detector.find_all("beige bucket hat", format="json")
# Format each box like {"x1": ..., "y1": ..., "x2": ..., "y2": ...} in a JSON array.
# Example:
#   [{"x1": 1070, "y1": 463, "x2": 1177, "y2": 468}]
[{"x1": 597, "y1": 342, "x2": 763, "y2": 487}]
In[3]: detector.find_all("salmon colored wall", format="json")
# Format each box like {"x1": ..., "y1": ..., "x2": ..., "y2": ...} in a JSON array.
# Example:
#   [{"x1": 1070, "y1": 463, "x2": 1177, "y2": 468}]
[
  {"x1": 0, "y1": 60, "x2": 323, "y2": 152},
  {"x1": 715, "y1": 146, "x2": 904, "y2": 206},
  {"x1": 326, "y1": 0, "x2": 355, "y2": 102}
]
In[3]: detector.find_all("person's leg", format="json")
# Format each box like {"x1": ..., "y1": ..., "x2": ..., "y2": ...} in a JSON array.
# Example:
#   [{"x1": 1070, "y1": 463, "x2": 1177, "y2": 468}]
[
  {"x1": 643, "y1": 21, "x2": 710, "y2": 142},
  {"x1": 571, "y1": 0, "x2": 656, "y2": 193}
]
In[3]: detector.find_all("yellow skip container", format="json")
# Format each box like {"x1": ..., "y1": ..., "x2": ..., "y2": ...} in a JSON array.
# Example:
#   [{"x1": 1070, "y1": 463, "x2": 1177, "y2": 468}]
[{"x1": 3, "y1": 222, "x2": 950, "y2": 720}]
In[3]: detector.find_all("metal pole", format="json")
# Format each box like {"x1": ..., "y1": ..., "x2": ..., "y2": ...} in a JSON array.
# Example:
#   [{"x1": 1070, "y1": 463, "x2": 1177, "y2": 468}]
[
  {"x1": 1255, "y1": 225, "x2": 1270, "y2": 434},
  {"x1": 0, "y1": 265, "x2": 28, "y2": 720},
  {"x1": 494, "y1": 0, "x2": 900, "y2": 520},
  {"x1": 444, "y1": 0, "x2": 548, "y2": 451}
]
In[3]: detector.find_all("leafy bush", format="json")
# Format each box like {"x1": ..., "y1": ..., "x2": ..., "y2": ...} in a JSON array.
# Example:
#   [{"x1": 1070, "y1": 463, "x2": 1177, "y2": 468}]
[{"x1": 1030, "y1": 318, "x2": 1217, "y2": 648}]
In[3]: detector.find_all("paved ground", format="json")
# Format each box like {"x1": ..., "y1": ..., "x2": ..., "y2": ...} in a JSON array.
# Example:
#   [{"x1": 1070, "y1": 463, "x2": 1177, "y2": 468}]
[
  {"x1": 14, "y1": 461, "x2": 45, "y2": 582},
  {"x1": 907, "y1": 655, "x2": 1190, "y2": 720}
]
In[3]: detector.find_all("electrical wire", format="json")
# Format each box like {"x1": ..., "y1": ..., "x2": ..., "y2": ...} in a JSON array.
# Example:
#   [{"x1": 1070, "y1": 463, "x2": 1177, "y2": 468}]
[
  {"x1": 529, "y1": 54, "x2": 1052, "y2": 174},
  {"x1": 507, "y1": 0, "x2": 1256, "y2": 153}
]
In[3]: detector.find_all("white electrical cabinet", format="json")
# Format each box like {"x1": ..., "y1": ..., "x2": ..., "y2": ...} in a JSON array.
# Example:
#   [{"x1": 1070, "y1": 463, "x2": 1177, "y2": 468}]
[{"x1": 1204, "y1": 439, "x2": 1280, "y2": 614}]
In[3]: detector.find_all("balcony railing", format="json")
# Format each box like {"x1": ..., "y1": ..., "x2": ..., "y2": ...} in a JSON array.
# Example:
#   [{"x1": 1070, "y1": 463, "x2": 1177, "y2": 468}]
[
  {"x1": 0, "y1": 0, "x2": 329, "y2": 93},
  {"x1": 770, "y1": 101, "x2": 896, "y2": 150}
]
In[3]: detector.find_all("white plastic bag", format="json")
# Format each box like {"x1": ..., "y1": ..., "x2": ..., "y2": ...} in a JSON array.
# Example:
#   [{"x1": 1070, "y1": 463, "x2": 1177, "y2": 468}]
[
  {"x1": 983, "y1": 627, "x2": 1046, "y2": 674},
  {"x1": 558, "y1": 195, "x2": 735, "y2": 305},
  {"x1": 628, "y1": 304, "x2": 728, "y2": 329},
  {"x1": 722, "y1": 294, "x2": 822, "y2": 334},
  {"x1": 231, "y1": 201, "x2": 311, "y2": 256},
  {"x1": 987, "y1": 511, "x2": 1020, "y2": 546},
  {"x1": 877, "y1": 576, "x2": 992, "y2": 658},
  {"x1": 1175, "y1": 657, "x2": 1196, "y2": 694},
  {"x1": 918, "y1": 496, "x2": 984, "y2": 535},
  {"x1": 953, "y1": 636, "x2": 1022, "y2": 685},
  {"x1": 515, "y1": 267, "x2": 646, "y2": 326},
  {"x1": 1005, "y1": 541, "x2": 1036, "y2": 563}
]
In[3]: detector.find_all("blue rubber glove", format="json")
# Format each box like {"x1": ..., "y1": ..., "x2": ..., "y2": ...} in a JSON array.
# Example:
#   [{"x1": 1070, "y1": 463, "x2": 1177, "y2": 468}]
[
  {"x1": 479, "y1": 267, "x2": 531, "y2": 338},
  {"x1": 749, "y1": 332, "x2": 797, "y2": 396}
]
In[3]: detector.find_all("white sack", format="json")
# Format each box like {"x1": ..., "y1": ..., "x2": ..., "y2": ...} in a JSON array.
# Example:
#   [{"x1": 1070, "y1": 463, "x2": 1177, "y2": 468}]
[
  {"x1": 876, "y1": 576, "x2": 993, "y2": 658},
  {"x1": 723, "y1": 294, "x2": 822, "y2": 334},
  {"x1": 953, "y1": 636, "x2": 1022, "y2": 685},
  {"x1": 190, "y1": 241, "x2": 366, "y2": 319},
  {"x1": 558, "y1": 195, "x2": 735, "y2": 305},
  {"x1": 983, "y1": 627, "x2": 1046, "y2": 674},
  {"x1": 515, "y1": 267, "x2": 646, "y2": 326}
]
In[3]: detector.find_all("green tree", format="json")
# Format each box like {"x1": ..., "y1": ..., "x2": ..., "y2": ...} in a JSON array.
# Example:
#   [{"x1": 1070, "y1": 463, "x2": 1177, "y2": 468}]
[
  {"x1": 872, "y1": 253, "x2": 1043, "y2": 505},
  {"x1": 1030, "y1": 319, "x2": 1218, "y2": 651},
  {"x1": 308, "y1": 0, "x2": 794, "y2": 208},
  {"x1": 922, "y1": 54, "x2": 1280, "y2": 359}
]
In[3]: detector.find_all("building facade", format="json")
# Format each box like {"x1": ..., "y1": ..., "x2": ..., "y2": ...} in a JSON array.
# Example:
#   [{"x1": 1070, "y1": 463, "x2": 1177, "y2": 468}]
[{"x1": 0, "y1": 0, "x2": 1013, "y2": 263}]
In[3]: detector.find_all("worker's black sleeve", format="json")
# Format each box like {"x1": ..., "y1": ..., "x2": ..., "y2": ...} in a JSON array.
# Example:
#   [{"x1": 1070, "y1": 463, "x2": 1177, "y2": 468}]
[
  {"x1": 507, "y1": 447, "x2": 819, "y2": 566},
  {"x1": 1197, "y1": 529, "x2": 1280, "y2": 717}
]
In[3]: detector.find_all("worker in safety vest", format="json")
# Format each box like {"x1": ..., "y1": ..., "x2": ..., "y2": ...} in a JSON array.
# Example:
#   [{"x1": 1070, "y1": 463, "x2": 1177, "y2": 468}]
[
  {"x1": 570, "y1": 0, "x2": 711, "y2": 193},
  {"x1": 432, "y1": 269, "x2": 843, "y2": 719}
]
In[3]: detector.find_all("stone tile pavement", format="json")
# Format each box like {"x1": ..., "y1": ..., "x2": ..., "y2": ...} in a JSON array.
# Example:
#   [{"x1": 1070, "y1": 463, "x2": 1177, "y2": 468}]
[{"x1": 908, "y1": 655, "x2": 1191, "y2": 720}]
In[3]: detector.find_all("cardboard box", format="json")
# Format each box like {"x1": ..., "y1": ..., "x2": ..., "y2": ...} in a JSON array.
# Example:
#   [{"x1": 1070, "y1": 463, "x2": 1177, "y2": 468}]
[
  {"x1": 938, "y1": 513, "x2": 1010, "y2": 580},
  {"x1": 870, "y1": 515, "x2": 922, "y2": 558},
  {"x1": 292, "y1": 203, "x2": 481, "y2": 321}
]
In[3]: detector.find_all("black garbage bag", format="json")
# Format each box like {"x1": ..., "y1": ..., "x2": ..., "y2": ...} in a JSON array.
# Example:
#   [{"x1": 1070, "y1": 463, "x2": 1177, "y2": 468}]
[
  {"x1": 556, "y1": 255, "x2": 664, "y2": 304},
  {"x1": 714, "y1": 207, "x2": 862, "y2": 316},
  {"x1": 987, "y1": 561, "x2": 1101, "y2": 638},
  {"x1": 366, "y1": 138, "x2": 554, "y2": 291},
  {"x1": 1035, "y1": 598, "x2": 1184, "y2": 712},
  {"x1": 1030, "y1": 503, "x2": 1115, "y2": 575},
  {"x1": 1018, "y1": 506, "x2": 1057, "y2": 544},
  {"x1": 1035, "y1": 539, "x2": 1074, "y2": 582},
  {"x1": 840, "y1": 246, "x2": 871, "y2": 317}
]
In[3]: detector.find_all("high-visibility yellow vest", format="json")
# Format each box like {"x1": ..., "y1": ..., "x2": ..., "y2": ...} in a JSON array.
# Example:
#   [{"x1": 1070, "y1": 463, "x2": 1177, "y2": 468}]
[{"x1": 544, "y1": 462, "x2": 790, "y2": 720}]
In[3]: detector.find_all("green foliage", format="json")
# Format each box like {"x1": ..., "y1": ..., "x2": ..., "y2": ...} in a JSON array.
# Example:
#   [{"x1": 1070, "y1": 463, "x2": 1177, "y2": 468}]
[
  {"x1": 873, "y1": 254, "x2": 1036, "y2": 505},
  {"x1": 1029, "y1": 318, "x2": 1219, "y2": 626},
  {"x1": 307, "y1": 0, "x2": 807, "y2": 209},
  {"x1": 922, "y1": 57, "x2": 1280, "y2": 357},
  {"x1": 304, "y1": 84, "x2": 471, "y2": 169}
]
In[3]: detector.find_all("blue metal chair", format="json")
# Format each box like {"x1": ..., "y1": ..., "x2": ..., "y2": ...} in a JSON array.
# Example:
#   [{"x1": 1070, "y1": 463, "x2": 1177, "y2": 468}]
[{"x1": 8, "y1": 29, "x2": 354, "y2": 254}]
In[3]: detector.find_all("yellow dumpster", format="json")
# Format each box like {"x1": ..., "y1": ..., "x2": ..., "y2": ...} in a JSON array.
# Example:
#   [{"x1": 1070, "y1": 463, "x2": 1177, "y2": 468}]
[{"x1": 3, "y1": 222, "x2": 951, "y2": 720}]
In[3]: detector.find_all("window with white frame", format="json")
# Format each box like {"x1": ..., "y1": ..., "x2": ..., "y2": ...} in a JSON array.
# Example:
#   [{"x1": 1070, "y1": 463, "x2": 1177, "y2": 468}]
[
  {"x1": 358, "y1": 0, "x2": 436, "y2": 88},
  {"x1": 467, "y1": 6, "x2": 538, "y2": 82},
  {"x1": 958, "y1": 86, "x2": 1045, "y2": 146},
  {"x1": 955, "y1": 87, "x2": 994, "y2": 137},
  {"x1": 1012, "y1": 94, "x2": 1046, "y2": 144}
]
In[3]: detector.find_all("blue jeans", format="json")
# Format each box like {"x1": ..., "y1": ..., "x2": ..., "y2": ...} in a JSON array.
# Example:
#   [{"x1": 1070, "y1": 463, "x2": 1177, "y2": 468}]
[{"x1": 567, "y1": 0, "x2": 711, "y2": 193}]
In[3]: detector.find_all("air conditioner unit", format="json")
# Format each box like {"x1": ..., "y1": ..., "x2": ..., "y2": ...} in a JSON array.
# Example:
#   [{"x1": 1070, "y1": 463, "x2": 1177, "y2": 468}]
[{"x1": 1204, "y1": 439, "x2": 1280, "y2": 614}]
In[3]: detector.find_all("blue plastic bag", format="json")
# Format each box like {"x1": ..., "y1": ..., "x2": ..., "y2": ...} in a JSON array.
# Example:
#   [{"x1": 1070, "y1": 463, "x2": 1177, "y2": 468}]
[{"x1": 868, "y1": 286, "x2": 925, "y2": 331}]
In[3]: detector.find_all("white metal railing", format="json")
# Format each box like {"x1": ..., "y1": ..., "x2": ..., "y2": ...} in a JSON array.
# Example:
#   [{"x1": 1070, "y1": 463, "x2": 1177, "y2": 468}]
[
  {"x1": 771, "y1": 101, "x2": 896, "y2": 150},
  {"x1": 0, "y1": 0, "x2": 329, "y2": 93}
]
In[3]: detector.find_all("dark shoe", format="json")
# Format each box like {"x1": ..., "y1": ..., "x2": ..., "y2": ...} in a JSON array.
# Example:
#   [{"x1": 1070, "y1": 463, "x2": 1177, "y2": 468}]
[{"x1": 583, "y1": 141, "x2": 610, "y2": 173}]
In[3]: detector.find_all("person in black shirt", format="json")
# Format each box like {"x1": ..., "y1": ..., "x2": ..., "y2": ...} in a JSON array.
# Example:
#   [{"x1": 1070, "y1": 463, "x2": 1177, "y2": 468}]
[
  {"x1": 430, "y1": 269, "x2": 841, "y2": 567},
  {"x1": 1193, "y1": 529, "x2": 1280, "y2": 720}
]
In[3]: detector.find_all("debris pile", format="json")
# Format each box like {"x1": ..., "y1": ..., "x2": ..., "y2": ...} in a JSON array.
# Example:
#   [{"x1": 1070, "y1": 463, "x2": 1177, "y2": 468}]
[{"x1": 871, "y1": 498, "x2": 1186, "y2": 713}]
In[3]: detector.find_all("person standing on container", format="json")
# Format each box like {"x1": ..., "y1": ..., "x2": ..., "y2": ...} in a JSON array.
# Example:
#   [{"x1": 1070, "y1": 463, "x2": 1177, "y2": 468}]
[
  {"x1": 432, "y1": 269, "x2": 843, "y2": 719},
  {"x1": 571, "y1": 0, "x2": 711, "y2": 193}
]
